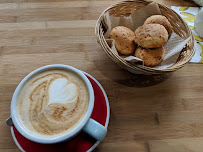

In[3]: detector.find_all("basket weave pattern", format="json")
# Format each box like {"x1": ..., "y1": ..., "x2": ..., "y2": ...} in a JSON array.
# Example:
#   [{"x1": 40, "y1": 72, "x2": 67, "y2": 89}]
[{"x1": 95, "y1": 0, "x2": 195, "y2": 74}]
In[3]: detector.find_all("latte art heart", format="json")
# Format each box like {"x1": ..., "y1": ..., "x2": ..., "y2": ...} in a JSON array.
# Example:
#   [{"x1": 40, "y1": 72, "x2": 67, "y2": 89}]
[
  {"x1": 17, "y1": 70, "x2": 89, "y2": 137},
  {"x1": 48, "y1": 78, "x2": 78, "y2": 105}
]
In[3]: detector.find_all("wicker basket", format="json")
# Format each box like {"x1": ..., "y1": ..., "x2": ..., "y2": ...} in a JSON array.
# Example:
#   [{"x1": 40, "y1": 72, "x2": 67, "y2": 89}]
[{"x1": 95, "y1": 0, "x2": 195, "y2": 74}]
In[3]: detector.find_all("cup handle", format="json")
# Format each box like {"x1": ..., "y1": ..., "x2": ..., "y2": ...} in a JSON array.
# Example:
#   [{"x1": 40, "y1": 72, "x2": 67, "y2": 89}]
[{"x1": 82, "y1": 118, "x2": 107, "y2": 141}]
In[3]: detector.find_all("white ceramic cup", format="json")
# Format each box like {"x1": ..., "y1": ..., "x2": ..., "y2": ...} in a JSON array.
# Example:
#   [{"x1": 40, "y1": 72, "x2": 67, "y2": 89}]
[
  {"x1": 195, "y1": 7, "x2": 203, "y2": 37},
  {"x1": 9, "y1": 64, "x2": 107, "y2": 144}
]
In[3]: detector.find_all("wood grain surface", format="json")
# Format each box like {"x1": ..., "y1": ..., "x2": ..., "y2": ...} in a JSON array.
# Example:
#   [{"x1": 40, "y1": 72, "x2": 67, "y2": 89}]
[{"x1": 0, "y1": 0, "x2": 201, "y2": 152}]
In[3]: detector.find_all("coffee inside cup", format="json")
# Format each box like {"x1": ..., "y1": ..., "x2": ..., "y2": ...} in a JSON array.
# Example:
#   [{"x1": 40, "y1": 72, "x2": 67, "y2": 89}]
[{"x1": 17, "y1": 69, "x2": 89, "y2": 138}]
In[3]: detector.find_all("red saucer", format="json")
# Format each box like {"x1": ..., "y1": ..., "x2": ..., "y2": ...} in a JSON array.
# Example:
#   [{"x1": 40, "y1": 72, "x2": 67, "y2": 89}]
[{"x1": 11, "y1": 72, "x2": 110, "y2": 152}]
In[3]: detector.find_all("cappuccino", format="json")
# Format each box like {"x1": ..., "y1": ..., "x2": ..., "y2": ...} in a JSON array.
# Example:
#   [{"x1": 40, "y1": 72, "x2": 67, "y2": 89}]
[{"x1": 17, "y1": 69, "x2": 89, "y2": 138}]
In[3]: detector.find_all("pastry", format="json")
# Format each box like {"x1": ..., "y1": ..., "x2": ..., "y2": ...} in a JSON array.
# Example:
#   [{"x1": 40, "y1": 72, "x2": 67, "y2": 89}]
[
  {"x1": 134, "y1": 24, "x2": 168, "y2": 48},
  {"x1": 110, "y1": 26, "x2": 136, "y2": 55},
  {"x1": 135, "y1": 46, "x2": 165, "y2": 67},
  {"x1": 144, "y1": 15, "x2": 172, "y2": 37}
]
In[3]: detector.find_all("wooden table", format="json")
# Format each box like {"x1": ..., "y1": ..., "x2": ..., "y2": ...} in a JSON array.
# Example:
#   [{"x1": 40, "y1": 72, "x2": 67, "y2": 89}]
[{"x1": 0, "y1": 0, "x2": 201, "y2": 151}]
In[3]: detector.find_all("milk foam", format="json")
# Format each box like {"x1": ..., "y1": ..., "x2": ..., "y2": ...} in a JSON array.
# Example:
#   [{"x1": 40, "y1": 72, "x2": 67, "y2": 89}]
[
  {"x1": 17, "y1": 70, "x2": 89, "y2": 138},
  {"x1": 48, "y1": 78, "x2": 78, "y2": 105}
]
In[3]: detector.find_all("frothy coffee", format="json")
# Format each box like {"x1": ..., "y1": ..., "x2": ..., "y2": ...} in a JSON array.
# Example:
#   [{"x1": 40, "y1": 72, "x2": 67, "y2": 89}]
[{"x1": 17, "y1": 70, "x2": 89, "y2": 138}]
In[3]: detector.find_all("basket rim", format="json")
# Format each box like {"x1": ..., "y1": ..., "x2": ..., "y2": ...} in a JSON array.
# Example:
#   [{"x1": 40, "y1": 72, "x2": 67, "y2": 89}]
[{"x1": 95, "y1": 0, "x2": 195, "y2": 74}]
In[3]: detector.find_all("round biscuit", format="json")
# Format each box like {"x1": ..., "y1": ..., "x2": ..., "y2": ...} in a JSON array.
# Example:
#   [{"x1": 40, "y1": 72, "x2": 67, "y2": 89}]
[
  {"x1": 144, "y1": 15, "x2": 172, "y2": 37},
  {"x1": 110, "y1": 26, "x2": 136, "y2": 55},
  {"x1": 134, "y1": 24, "x2": 168, "y2": 48},
  {"x1": 135, "y1": 46, "x2": 165, "y2": 67}
]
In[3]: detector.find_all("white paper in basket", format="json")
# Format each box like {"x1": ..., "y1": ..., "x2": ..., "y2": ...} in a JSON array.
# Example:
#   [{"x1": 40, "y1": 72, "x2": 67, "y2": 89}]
[{"x1": 103, "y1": 2, "x2": 191, "y2": 69}]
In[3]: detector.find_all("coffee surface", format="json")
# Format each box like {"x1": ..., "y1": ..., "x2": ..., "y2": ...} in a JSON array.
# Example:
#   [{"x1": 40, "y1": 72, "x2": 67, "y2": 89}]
[{"x1": 17, "y1": 70, "x2": 89, "y2": 137}]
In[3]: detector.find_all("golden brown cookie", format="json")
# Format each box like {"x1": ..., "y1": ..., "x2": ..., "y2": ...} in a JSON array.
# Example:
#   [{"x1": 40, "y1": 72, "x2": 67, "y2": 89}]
[
  {"x1": 144, "y1": 15, "x2": 172, "y2": 37},
  {"x1": 110, "y1": 26, "x2": 136, "y2": 55},
  {"x1": 135, "y1": 46, "x2": 165, "y2": 67},
  {"x1": 134, "y1": 24, "x2": 168, "y2": 49}
]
